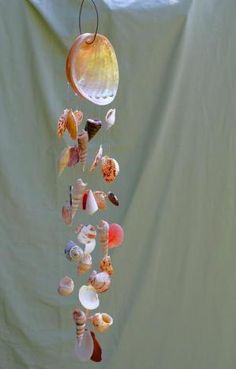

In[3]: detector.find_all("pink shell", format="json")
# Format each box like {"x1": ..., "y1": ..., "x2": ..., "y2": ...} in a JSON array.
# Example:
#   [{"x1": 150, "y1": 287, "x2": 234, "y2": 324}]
[{"x1": 108, "y1": 224, "x2": 124, "y2": 248}]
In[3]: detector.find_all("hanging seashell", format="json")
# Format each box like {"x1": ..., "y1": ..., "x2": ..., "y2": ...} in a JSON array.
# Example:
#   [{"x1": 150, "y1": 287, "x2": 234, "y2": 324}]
[
  {"x1": 104, "y1": 108, "x2": 116, "y2": 130},
  {"x1": 108, "y1": 223, "x2": 124, "y2": 248},
  {"x1": 107, "y1": 192, "x2": 119, "y2": 206},
  {"x1": 64, "y1": 240, "x2": 83, "y2": 262},
  {"x1": 66, "y1": 33, "x2": 119, "y2": 106},
  {"x1": 91, "y1": 313, "x2": 113, "y2": 333},
  {"x1": 78, "y1": 253, "x2": 92, "y2": 275},
  {"x1": 85, "y1": 190, "x2": 99, "y2": 215},
  {"x1": 78, "y1": 130, "x2": 88, "y2": 171},
  {"x1": 74, "y1": 110, "x2": 83, "y2": 124},
  {"x1": 58, "y1": 147, "x2": 71, "y2": 176},
  {"x1": 61, "y1": 201, "x2": 72, "y2": 225},
  {"x1": 72, "y1": 178, "x2": 87, "y2": 218},
  {"x1": 101, "y1": 156, "x2": 120, "y2": 183},
  {"x1": 73, "y1": 309, "x2": 86, "y2": 342},
  {"x1": 94, "y1": 191, "x2": 107, "y2": 211},
  {"x1": 66, "y1": 110, "x2": 79, "y2": 140},
  {"x1": 67, "y1": 146, "x2": 80, "y2": 167},
  {"x1": 97, "y1": 220, "x2": 109, "y2": 256},
  {"x1": 85, "y1": 119, "x2": 102, "y2": 141},
  {"x1": 89, "y1": 145, "x2": 103, "y2": 172},
  {"x1": 78, "y1": 285, "x2": 100, "y2": 310},
  {"x1": 57, "y1": 109, "x2": 69, "y2": 137},
  {"x1": 88, "y1": 271, "x2": 111, "y2": 293},
  {"x1": 90, "y1": 331, "x2": 102, "y2": 362},
  {"x1": 84, "y1": 240, "x2": 96, "y2": 255},
  {"x1": 77, "y1": 224, "x2": 97, "y2": 244},
  {"x1": 99, "y1": 255, "x2": 114, "y2": 276},
  {"x1": 74, "y1": 330, "x2": 94, "y2": 362},
  {"x1": 57, "y1": 276, "x2": 74, "y2": 296}
]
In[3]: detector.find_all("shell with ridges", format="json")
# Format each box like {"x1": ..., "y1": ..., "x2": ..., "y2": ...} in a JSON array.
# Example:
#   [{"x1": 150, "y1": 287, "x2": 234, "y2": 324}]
[
  {"x1": 57, "y1": 109, "x2": 69, "y2": 137},
  {"x1": 97, "y1": 220, "x2": 109, "y2": 255},
  {"x1": 78, "y1": 130, "x2": 88, "y2": 171},
  {"x1": 73, "y1": 309, "x2": 87, "y2": 341},
  {"x1": 72, "y1": 179, "x2": 87, "y2": 218}
]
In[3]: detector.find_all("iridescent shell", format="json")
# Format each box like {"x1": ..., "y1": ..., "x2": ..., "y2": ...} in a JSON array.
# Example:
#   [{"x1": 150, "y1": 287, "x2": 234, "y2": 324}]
[
  {"x1": 99, "y1": 255, "x2": 114, "y2": 276},
  {"x1": 88, "y1": 270, "x2": 111, "y2": 293},
  {"x1": 101, "y1": 156, "x2": 119, "y2": 183},
  {"x1": 57, "y1": 276, "x2": 74, "y2": 296},
  {"x1": 91, "y1": 313, "x2": 113, "y2": 333},
  {"x1": 66, "y1": 33, "x2": 119, "y2": 106}
]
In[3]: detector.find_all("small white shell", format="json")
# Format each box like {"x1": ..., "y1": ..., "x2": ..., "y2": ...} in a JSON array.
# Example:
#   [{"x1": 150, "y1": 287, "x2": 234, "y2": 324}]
[
  {"x1": 77, "y1": 224, "x2": 97, "y2": 244},
  {"x1": 84, "y1": 239, "x2": 96, "y2": 254},
  {"x1": 57, "y1": 276, "x2": 74, "y2": 296},
  {"x1": 78, "y1": 253, "x2": 92, "y2": 275},
  {"x1": 88, "y1": 271, "x2": 111, "y2": 293},
  {"x1": 85, "y1": 190, "x2": 99, "y2": 215},
  {"x1": 78, "y1": 285, "x2": 100, "y2": 310},
  {"x1": 104, "y1": 108, "x2": 116, "y2": 130},
  {"x1": 72, "y1": 178, "x2": 87, "y2": 218},
  {"x1": 74, "y1": 330, "x2": 94, "y2": 362},
  {"x1": 91, "y1": 313, "x2": 113, "y2": 333}
]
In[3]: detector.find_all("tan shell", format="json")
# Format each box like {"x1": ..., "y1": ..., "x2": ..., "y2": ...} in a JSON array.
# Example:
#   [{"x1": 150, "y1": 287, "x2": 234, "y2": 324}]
[
  {"x1": 57, "y1": 109, "x2": 69, "y2": 137},
  {"x1": 78, "y1": 130, "x2": 88, "y2": 171},
  {"x1": 97, "y1": 220, "x2": 109, "y2": 255},
  {"x1": 66, "y1": 110, "x2": 78, "y2": 140},
  {"x1": 94, "y1": 191, "x2": 107, "y2": 210},
  {"x1": 66, "y1": 33, "x2": 119, "y2": 106},
  {"x1": 72, "y1": 179, "x2": 87, "y2": 218},
  {"x1": 89, "y1": 145, "x2": 103, "y2": 172},
  {"x1": 99, "y1": 255, "x2": 114, "y2": 276},
  {"x1": 58, "y1": 147, "x2": 71, "y2": 176},
  {"x1": 91, "y1": 313, "x2": 113, "y2": 333},
  {"x1": 57, "y1": 276, "x2": 74, "y2": 296},
  {"x1": 78, "y1": 254, "x2": 92, "y2": 275},
  {"x1": 101, "y1": 156, "x2": 119, "y2": 183},
  {"x1": 88, "y1": 271, "x2": 111, "y2": 293},
  {"x1": 73, "y1": 309, "x2": 86, "y2": 340}
]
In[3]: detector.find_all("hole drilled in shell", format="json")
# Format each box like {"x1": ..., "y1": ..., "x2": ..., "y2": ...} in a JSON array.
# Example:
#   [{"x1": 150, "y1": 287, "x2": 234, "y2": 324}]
[{"x1": 66, "y1": 33, "x2": 119, "y2": 106}]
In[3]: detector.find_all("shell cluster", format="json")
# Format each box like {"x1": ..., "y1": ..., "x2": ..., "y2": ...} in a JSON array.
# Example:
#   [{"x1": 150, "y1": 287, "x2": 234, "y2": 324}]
[{"x1": 56, "y1": 31, "x2": 123, "y2": 364}]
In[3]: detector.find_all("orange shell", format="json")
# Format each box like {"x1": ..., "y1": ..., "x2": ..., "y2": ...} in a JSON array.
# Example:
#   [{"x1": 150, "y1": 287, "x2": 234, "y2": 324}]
[
  {"x1": 66, "y1": 110, "x2": 78, "y2": 140},
  {"x1": 57, "y1": 109, "x2": 69, "y2": 137}
]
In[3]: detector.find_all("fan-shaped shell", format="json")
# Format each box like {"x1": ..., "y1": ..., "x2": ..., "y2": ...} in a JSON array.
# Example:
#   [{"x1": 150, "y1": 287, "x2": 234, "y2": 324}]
[{"x1": 66, "y1": 33, "x2": 119, "y2": 106}]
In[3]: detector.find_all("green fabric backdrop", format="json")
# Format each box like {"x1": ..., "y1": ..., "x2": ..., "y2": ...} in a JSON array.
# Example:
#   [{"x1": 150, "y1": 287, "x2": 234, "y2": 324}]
[{"x1": 1, "y1": 0, "x2": 236, "y2": 368}]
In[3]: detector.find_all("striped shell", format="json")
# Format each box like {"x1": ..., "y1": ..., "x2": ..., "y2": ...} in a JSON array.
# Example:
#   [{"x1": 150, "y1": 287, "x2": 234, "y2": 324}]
[
  {"x1": 97, "y1": 220, "x2": 109, "y2": 255},
  {"x1": 73, "y1": 309, "x2": 86, "y2": 341},
  {"x1": 78, "y1": 130, "x2": 88, "y2": 171}
]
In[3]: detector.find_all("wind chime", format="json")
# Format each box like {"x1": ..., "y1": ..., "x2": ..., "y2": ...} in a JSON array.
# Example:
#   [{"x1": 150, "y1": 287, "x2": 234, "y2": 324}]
[{"x1": 56, "y1": 0, "x2": 124, "y2": 362}]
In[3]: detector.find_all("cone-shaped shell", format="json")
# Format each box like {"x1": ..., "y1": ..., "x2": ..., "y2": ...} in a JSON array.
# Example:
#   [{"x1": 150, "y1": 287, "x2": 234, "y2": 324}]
[
  {"x1": 105, "y1": 108, "x2": 116, "y2": 130},
  {"x1": 107, "y1": 192, "x2": 119, "y2": 206},
  {"x1": 101, "y1": 157, "x2": 120, "y2": 183},
  {"x1": 61, "y1": 201, "x2": 72, "y2": 225},
  {"x1": 97, "y1": 220, "x2": 109, "y2": 255},
  {"x1": 57, "y1": 276, "x2": 74, "y2": 296},
  {"x1": 85, "y1": 119, "x2": 102, "y2": 141},
  {"x1": 85, "y1": 190, "x2": 99, "y2": 215},
  {"x1": 73, "y1": 309, "x2": 86, "y2": 340},
  {"x1": 88, "y1": 271, "x2": 111, "y2": 293},
  {"x1": 74, "y1": 330, "x2": 94, "y2": 362},
  {"x1": 91, "y1": 313, "x2": 113, "y2": 333},
  {"x1": 78, "y1": 253, "x2": 92, "y2": 275},
  {"x1": 89, "y1": 145, "x2": 103, "y2": 172},
  {"x1": 99, "y1": 255, "x2": 114, "y2": 276},
  {"x1": 66, "y1": 33, "x2": 119, "y2": 106},
  {"x1": 94, "y1": 191, "x2": 107, "y2": 210},
  {"x1": 72, "y1": 179, "x2": 87, "y2": 218},
  {"x1": 78, "y1": 285, "x2": 100, "y2": 310},
  {"x1": 90, "y1": 331, "x2": 102, "y2": 362},
  {"x1": 78, "y1": 130, "x2": 88, "y2": 171}
]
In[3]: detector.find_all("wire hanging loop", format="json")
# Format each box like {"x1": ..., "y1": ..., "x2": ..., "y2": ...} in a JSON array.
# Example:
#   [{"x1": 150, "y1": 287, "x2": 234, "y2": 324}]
[{"x1": 79, "y1": 0, "x2": 99, "y2": 44}]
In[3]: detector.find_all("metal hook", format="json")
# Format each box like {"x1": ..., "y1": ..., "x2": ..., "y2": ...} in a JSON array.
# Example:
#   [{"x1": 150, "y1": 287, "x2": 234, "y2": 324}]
[{"x1": 78, "y1": 0, "x2": 99, "y2": 44}]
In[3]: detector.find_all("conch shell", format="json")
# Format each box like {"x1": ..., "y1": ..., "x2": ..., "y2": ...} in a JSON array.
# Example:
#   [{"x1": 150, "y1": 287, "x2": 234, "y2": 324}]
[
  {"x1": 99, "y1": 255, "x2": 114, "y2": 276},
  {"x1": 57, "y1": 276, "x2": 74, "y2": 296},
  {"x1": 73, "y1": 309, "x2": 86, "y2": 342},
  {"x1": 88, "y1": 271, "x2": 111, "y2": 293},
  {"x1": 101, "y1": 156, "x2": 119, "y2": 183},
  {"x1": 104, "y1": 108, "x2": 116, "y2": 130},
  {"x1": 78, "y1": 253, "x2": 92, "y2": 275},
  {"x1": 78, "y1": 130, "x2": 88, "y2": 171},
  {"x1": 85, "y1": 119, "x2": 102, "y2": 141},
  {"x1": 66, "y1": 33, "x2": 119, "y2": 106},
  {"x1": 89, "y1": 145, "x2": 103, "y2": 172},
  {"x1": 91, "y1": 313, "x2": 113, "y2": 333},
  {"x1": 61, "y1": 200, "x2": 72, "y2": 225},
  {"x1": 94, "y1": 191, "x2": 107, "y2": 210},
  {"x1": 72, "y1": 179, "x2": 87, "y2": 218},
  {"x1": 97, "y1": 220, "x2": 109, "y2": 256}
]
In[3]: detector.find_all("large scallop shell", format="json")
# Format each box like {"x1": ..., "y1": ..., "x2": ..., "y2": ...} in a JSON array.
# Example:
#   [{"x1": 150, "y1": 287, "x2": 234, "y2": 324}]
[{"x1": 66, "y1": 33, "x2": 119, "y2": 106}]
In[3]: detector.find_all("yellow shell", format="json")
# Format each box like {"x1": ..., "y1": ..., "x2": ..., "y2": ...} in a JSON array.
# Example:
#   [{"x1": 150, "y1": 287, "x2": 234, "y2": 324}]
[{"x1": 66, "y1": 33, "x2": 119, "y2": 106}]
